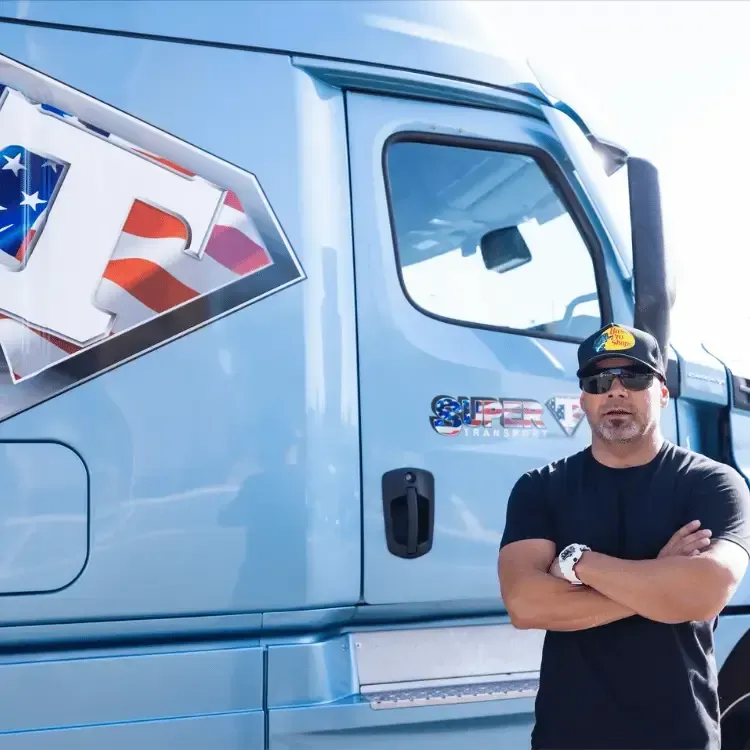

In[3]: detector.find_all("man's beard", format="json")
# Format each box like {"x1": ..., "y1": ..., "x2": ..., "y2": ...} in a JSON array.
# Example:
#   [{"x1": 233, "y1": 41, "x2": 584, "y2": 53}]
[{"x1": 592, "y1": 414, "x2": 647, "y2": 444}]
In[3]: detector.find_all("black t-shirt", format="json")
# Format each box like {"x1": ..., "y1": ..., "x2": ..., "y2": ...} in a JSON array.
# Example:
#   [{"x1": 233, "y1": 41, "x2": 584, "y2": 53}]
[{"x1": 500, "y1": 440, "x2": 750, "y2": 750}]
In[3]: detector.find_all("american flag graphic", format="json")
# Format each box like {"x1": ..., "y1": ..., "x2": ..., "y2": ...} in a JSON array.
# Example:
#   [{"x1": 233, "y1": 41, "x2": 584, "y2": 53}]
[
  {"x1": 545, "y1": 396, "x2": 585, "y2": 436},
  {"x1": 431, "y1": 396, "x2": 549, "y2": 435},
  {"x1": 472, "y1": 399, "x2": 504, "y2": 426},
  {"x1": 430, "y1": 396, "x2": 463, "y2": 435},
  {"x1": 0, "y1": 144, "x2": 65, "y2": 270},
  {"x1": 500, "y1": 399, "x2": 546, "y2": 428},
  {"x1": 0, "y1": 86, "x2": 273, "y2": 384}
]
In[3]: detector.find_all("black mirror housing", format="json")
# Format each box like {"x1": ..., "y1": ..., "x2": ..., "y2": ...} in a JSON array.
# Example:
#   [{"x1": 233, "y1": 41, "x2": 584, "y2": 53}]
[
  {"x1": 628, "y1": 157, "x2": 675, "y2": 359},
  {"x1": 480, "y1": 226, "x2": 532, "y2": 274}
]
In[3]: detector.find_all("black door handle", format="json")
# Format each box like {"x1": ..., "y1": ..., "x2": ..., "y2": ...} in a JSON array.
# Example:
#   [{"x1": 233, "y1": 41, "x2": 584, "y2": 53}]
[{"x1": 382, "y1": 468, "x2": 434, "y2": 559}]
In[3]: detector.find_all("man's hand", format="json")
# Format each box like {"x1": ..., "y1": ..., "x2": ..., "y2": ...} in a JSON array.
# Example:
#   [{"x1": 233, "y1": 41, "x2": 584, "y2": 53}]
[{"x1": 658, "y1": 520, "x2": 712, "y2": 558}]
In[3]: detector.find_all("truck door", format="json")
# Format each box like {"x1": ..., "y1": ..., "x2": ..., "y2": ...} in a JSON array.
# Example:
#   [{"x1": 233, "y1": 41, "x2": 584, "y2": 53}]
[{"x1": 347, "y1": 91, "x2": 634, "y2": 607}]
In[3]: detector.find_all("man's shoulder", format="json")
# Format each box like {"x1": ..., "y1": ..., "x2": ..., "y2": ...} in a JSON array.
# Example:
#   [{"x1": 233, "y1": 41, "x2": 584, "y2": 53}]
[
  {"x1": 661, "y1": 441, "x2": 748, "y2": 489},
  {"x1": 513, "y1": 448, "x2": 591, "y2": 490}
]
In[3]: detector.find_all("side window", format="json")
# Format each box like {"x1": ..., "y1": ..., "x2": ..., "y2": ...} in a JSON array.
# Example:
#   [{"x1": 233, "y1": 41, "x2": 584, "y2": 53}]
[{"x1": 384, "y1": 139, "x2": 603, "y2": 340}]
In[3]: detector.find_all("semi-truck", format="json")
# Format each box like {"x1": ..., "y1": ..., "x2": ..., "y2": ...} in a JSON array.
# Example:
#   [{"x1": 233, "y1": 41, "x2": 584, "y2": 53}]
[{"x1": 0, "y1": 1, "x2": 749, "y2": 748}]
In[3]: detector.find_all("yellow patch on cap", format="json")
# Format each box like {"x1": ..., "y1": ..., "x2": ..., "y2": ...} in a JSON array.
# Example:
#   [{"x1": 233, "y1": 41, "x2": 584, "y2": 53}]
[{"x1": 594, "y1": 325, "x2": 636, "y2": 353}]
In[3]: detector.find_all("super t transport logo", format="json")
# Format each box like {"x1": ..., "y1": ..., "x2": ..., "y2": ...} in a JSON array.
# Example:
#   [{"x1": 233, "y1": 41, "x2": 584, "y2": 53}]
[{"x1": 430, "y1": 395, "x2": 586, "y2": 438}]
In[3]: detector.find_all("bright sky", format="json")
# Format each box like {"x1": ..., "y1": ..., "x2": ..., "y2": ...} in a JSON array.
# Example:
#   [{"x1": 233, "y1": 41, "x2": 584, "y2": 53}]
[{"x1": 460, "y1": 0, "x2": 750, "y2": 361}]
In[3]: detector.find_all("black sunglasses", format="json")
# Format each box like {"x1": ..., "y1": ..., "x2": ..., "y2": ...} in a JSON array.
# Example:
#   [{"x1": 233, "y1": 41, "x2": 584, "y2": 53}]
[{"x1": 580, "y1": 366, "x2": 656, "y2": 395}]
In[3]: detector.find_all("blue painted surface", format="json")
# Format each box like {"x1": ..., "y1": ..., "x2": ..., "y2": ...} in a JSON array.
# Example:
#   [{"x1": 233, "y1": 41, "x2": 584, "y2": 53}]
[
  {"x1": 0, "y1": 642, "x2": 264, "y2": 732},
  {"x1": 266, "y1": 636, "x2": 357, "y2": 709},
  {"x1": 0, "y1": 441, "x2": 88, "y2": 594},
  {"x1": 0, "y1": 24, "x2": 361, "y2": 623},
  {"x1": 0, "y1": 3, "x2": 748, "y2": 748},
  {"x1": 0, "y1": 639, "x2": 265, "y2": 746},
  {"x1": 292, "y1": 57, "x2": 547, "y2": 121},
  {"x1": 673, "y1": 334, "x2": 729, "y2": 406},
  {"x1": 268, "y1": 697, "x2": 536, "y2": 750},
  {"x1": 0, "y1": 0, "x2": 547, "y2": 102},
  {"x1": 729, "y1": 405, "x2": 750, "y2": 482},
  {"x1": 0, "y1": 714, "x2": 265, "y2": 749}
]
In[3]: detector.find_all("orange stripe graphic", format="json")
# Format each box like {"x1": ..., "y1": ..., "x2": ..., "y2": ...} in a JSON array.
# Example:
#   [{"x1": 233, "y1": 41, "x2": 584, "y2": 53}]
[
  {"x1": 122, "y1": 200, "x2": 189, "y2": 241},
  {"x1": 103, "y1": 258, "x2": 198, "y2": 313}
]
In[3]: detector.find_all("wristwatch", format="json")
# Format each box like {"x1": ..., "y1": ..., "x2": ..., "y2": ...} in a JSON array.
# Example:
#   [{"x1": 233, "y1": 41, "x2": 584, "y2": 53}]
[{"x1": 558, "y1": 543, "x2": 591, "y2": 585}]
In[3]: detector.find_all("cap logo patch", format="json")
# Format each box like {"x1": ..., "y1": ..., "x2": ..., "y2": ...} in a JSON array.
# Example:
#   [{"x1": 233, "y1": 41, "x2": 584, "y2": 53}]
[{"x1": 594, "y1": 326, "x2": 635, "y2": 353}]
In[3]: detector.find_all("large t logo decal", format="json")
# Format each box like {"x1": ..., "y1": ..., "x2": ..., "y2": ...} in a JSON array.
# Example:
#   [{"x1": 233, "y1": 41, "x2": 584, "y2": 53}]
[
  {"x1": 0, "y1": 86, "x2": 227, "y2": 347},
  {"x1": 0, "y1": 72, "x2": 303, "y2": 394}
]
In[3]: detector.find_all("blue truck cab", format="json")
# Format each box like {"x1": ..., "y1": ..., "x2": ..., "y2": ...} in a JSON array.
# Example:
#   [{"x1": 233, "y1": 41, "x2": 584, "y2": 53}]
[{"x1": 1, "y1": 1, "x2": 750, "y2": 747}]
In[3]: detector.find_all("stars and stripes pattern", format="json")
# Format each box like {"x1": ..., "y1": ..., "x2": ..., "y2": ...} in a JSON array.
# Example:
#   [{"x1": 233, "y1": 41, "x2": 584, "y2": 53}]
[
  {"x1": 431, "y1": 397, "x2": 550, "y2": 435},
  {"x1": 545, "y1": 396, "x2": 585, "y2": 436},
  {"x1": 430, "y1": 396, "x2": 464, "y2": 435},
  {"x1": 0, "y1": 144, "x2": 65, "y2": 270},
  {"x1": 0, "y1": 87, "x2": 273, "y2": 383},
  {"x1": 474, "y1": 399, "x2": 546, "y2": 428}
]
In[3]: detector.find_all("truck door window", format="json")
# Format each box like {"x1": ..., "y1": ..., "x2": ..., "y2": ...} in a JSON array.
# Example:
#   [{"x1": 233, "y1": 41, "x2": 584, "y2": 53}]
[{"x1": 385, "y1": 138, "x2": 603, "y2": 341}]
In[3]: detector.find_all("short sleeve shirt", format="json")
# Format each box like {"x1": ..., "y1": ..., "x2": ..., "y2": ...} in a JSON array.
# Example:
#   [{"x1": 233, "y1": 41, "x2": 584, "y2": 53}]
[{"x1": 500, "y1": 440, "x2": 750, "y2": 750}]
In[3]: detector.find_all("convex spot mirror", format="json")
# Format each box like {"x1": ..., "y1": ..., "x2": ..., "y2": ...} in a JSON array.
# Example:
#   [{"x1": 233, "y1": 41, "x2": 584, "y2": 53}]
[{"x1": 479, "y1": 226, "x2": 532, "y2": 274}]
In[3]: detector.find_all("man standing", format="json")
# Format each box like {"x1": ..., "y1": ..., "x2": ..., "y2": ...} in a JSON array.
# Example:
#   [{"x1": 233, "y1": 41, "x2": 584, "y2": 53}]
[{"x1": 498, "y1": 323, "x2": 750, "y2": 750}]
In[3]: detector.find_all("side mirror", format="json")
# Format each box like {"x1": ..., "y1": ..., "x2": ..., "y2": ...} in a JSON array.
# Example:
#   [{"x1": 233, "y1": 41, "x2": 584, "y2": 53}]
[
  {"x1": 480, "y1": 226, "x2": 532, "y2": 274},
  {"x1": 628, "y1": 157, "x2": 675, "y2": 358}
]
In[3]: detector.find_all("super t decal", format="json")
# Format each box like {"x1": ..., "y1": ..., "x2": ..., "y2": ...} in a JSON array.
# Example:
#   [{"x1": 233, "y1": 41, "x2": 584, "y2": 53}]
[
  {"x1": 0, "y1": 57, "x2": 303, "y2": 418},
  {"x1": 430, "y1": 395, "x2": 585, "y2": 438}
]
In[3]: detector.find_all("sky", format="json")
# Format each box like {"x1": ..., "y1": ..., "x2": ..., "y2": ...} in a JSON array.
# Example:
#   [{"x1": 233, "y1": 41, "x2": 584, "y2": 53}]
[{"x1": 460, "y1": 0, "x2": 750, "y2": 361}]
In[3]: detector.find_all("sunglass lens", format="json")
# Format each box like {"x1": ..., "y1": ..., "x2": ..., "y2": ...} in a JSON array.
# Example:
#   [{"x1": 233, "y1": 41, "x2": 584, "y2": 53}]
[
  {"x1": 581, "y1": 373, "x2": 614, "y2": 394},
  {"x1": 581, "y1": 369, "x2": 654, "y2": 394},
  {"x1": 619, "y1": 372, "x2": 653, "y2": 390}
]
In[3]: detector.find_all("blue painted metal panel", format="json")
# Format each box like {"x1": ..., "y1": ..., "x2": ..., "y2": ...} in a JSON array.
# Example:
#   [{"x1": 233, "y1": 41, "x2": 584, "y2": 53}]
[
  {"x1": 0, "y1": 642, "x2": 263, "y2": 732},
  {"x1": 0, "y1": 24, "x2": 360, "y2": 622},
  {"x1": 679, "y1": 342, "x2": 750, "y2": 607},
  {"x1": 721, "y1": 394, "x2": 750, "y2": 608},
  {"x1": 262, "y1": 606, "x2": 356, "y2": 633},
  {"x1": 674, "y1": 336, "x2": 729, "y2": 406},
  {"x1": 0, "y1": 613, "x2": 264, "y2": 648},
  {"x1": 0, "y1": 640, "x2": 265, "y2": 748},
  {"x1": 267, "y1": 636, "x2": 357, "y2": 709},
  {"x1": 0, "y1": 0, "x2": 548, "y2": 103},
  {"x1": 346, "y1": 90, "x2": 638, "y2": 607},
  {"x1": 729, "y1": 408, "x2": 750, "y2": 481},
  {"x1": 268, "y1": 697, "x2": 536, "y2": 750},
  {"x1": 292, "y1": 57, "x2": 547, "y2": 121},
  {"x1": 0, "y1": 441, "x2": 87, "y2": 594},
  {"x1": 0, "y1": 713, "x2": 265, "y2": 749}
]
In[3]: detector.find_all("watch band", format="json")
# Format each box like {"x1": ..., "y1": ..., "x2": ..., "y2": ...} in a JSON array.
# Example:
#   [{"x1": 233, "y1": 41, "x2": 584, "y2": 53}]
[{"x1": 558, "y1": 543, "x2": 591, "y2": 585}]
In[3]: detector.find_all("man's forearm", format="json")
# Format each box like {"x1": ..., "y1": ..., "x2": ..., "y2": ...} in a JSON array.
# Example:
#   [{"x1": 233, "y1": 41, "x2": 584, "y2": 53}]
[
  {"x1": 506, "y1": 570, "x2": 635, "y2": 631},
  {"x1": 575, "y1": 551, "x2": 733, "y2": 624}
]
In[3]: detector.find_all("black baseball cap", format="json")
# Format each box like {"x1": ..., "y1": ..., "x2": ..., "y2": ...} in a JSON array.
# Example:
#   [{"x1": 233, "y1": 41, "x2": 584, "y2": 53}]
[{"x1": 576, "y1": 323, "x2": 666, "y2": 380}]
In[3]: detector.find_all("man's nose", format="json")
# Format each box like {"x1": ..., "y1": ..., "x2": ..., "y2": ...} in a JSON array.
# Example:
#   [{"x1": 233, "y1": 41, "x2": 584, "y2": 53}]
[{"x1": 607, "y1": 377, "x2": 629, "y2": 396}]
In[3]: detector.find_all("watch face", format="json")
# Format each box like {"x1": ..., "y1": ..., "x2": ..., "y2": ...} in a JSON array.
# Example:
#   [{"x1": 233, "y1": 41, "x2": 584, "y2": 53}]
[{"x1": 560, "y1": 546, "x2": 575, "y2": 562}]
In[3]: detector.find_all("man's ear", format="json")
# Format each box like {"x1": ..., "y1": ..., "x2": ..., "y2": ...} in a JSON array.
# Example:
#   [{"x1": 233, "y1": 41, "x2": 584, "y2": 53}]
[{"x1": 660, "y1": 380, "x2": 670, "y2": 408}]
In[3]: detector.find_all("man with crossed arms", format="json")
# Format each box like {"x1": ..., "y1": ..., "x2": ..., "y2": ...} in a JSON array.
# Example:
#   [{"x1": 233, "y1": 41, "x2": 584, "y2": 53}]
[{"x1": 498, "y1": 323, "x2": 750, "y2": 750}]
